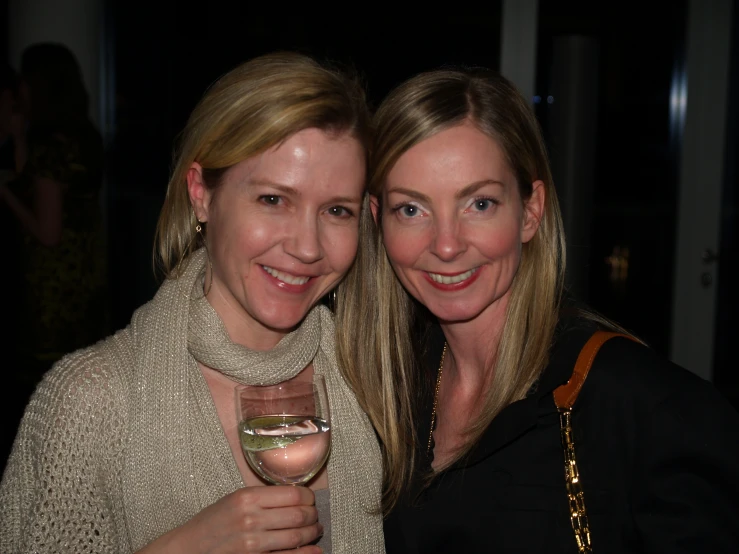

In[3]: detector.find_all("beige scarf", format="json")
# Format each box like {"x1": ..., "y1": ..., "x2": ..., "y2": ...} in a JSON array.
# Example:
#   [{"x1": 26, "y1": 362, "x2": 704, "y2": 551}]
[{"x1": 108, "y1": 249, "x2": 383, "y2": 552}]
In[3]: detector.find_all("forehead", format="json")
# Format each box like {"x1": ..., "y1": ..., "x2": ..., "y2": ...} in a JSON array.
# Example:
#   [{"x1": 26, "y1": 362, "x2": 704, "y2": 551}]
[
  {"x1": 275, "y1": 128, "x2": 358, "y2": 162},
  {"x1": 386, "y1": 122, "x2": 512, "y2": 189},
  {"x1": 223, "y1": 127, "x2": 366, "y2": 192}
]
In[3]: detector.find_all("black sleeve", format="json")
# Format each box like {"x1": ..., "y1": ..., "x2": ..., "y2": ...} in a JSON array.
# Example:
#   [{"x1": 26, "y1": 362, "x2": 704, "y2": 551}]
[{"x1": 632, "y1": 380, "x2": 739, "y2": 552}]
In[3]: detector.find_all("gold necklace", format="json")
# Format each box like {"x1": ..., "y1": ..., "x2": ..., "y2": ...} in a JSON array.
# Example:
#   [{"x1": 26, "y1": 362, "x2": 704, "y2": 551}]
[{"x1": 427, "y1": 342, "x2": 447, "y2": 455}]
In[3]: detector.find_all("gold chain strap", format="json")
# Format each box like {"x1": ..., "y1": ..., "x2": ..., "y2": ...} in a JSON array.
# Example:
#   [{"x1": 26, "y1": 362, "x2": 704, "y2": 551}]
[
  {"x1": 559, "y1": 408, "x2": 593, "y2": 553},
  {"x1": 427, "y1": 343, "x2": 447, "y2": 455}
]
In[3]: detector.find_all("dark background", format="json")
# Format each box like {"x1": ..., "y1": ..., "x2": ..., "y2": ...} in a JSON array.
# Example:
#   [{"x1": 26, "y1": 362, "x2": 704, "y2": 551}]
[{"x1": 1, "y1": 1, "x2": 737, "y2": 473}]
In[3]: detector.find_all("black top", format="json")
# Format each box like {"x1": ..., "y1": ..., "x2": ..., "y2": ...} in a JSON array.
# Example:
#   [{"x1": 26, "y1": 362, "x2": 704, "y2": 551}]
[{"x1": 384, "y1": 319, "x2": 739, "y2": 553}]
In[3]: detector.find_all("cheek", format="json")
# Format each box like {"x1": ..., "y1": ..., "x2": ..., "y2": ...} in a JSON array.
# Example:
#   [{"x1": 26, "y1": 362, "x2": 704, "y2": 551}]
[
  {"x1": 384, "y1": 241, "x2": 411, "y2": 269},
  {"x1": 381, "y1": 222, "x2": 420, "y2": 268},
  {"x1": 240, "y1": 221, "x2": 273, "y2": 248},
  {"x1": 210, "y1": 212, "x2": 274, "y2": 273},
  {"x1": 474, "y1": 213, "x2": 524, "y2": 259},
  {"x1": 326, "y1": 226, "x2": 360, "y2": 273}
]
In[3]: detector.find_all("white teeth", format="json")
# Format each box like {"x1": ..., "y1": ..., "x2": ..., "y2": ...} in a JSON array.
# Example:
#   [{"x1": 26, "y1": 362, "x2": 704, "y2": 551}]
[
  {"x1": 428, "y1": 268, "x2": 477, "y2": 285},
  {"x1": 262, "y1": 266, "x2": 310, "y2": 285}
]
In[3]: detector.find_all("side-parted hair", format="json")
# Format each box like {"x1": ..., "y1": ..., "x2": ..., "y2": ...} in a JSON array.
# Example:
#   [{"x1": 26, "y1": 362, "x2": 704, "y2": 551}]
[
  {"x1": 154, "y1": 52, "x2": 370, "y2": 277},
  {"x1": 336, "y1": 67, "x2": 567, "y2": 511}
]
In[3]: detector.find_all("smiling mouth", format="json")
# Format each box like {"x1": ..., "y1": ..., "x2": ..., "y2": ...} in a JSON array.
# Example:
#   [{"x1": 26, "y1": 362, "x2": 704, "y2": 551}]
[
  {"x1": 427, "y1": 268, "x2": 479, "y2": 285},
  {"x1": 262, "y1": 265, "x2": 311, "y2": 285}
]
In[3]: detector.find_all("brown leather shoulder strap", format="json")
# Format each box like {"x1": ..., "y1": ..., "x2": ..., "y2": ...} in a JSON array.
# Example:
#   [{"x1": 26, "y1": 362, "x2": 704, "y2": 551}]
[{"x1": 553, "y1": 330, "x2": 635, "y2": 410}]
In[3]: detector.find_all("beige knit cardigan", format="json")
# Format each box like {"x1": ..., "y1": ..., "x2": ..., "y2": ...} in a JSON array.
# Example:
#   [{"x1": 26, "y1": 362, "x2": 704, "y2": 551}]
[{"x1": 0, "y1": 250, "x2": 384, "y2": 553}]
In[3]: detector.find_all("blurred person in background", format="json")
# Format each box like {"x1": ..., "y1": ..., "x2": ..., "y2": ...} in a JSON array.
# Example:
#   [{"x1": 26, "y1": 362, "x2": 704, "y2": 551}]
[{"x1": 0, "y1": 43, "x2": 107, "y2": 386}]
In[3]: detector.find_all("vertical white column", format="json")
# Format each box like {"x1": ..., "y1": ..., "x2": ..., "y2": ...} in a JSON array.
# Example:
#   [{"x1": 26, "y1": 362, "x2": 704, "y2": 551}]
[
  {"x1": 8, "y1": 0, "x2": 103, "y2": 129},
  {"x1": 670, "y1": 0, "x2": 733, "y2": 379}
]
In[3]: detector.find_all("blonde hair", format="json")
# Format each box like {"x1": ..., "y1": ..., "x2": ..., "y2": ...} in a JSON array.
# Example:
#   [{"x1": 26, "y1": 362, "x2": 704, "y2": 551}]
[
  {"x1": 336, "y1": 68, "x2": 567, "y2": 511},
  {"x1": 154, "y1": 52, "x2": 370, "y2": 277}
]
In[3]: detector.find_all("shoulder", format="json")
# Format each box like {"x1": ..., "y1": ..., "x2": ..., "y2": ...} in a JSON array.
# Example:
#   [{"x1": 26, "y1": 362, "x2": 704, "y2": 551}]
[
  {"x1": 26, "y1": 334, "x2": 133, "y2": 437},
  {"x1": 4, "y1": 339, "x2": 131, "y2": 505},
  {"x1": 587, "y1": 336, "x2": 721, "y2": 406},
  {"x1": 576, "y1": 335, "x2": 739, "y2": 440},
  {"x1": 547, "y1": 311, "x2": 739, "y2": 436},
  {"x1": 33, "y1": 341, "x2": 125, "y2": 407},
  {"x1": 550, "y1": 311, "x2": 724, "y2": 409}
]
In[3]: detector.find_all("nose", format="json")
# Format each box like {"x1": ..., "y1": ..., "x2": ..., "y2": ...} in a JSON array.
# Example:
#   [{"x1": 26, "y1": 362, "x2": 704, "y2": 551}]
[
  {"x1": 430, "y1": 216, "x2": 467, "y2": 262},
  {"x1": 284, "y1": 212, "x2": 324, "y2": 264}
]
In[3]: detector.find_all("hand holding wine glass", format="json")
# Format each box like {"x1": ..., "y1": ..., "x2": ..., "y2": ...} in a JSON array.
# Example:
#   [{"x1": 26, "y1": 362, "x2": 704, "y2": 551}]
[
  {"x1": 135, "y1": 485, "x2": 323, "y2": 554},
  {"x1": 135, "y1": 375, "x2": 331, "y2": 554},
  {"x1": 236, "y1": 374, "x2": 331, "y2": 486}
]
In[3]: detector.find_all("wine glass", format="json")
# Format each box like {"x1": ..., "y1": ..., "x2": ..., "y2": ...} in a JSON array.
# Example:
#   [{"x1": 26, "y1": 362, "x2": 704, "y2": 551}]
[{"x1": 235, "y1": 374, "x2": 331, "y2": 486}]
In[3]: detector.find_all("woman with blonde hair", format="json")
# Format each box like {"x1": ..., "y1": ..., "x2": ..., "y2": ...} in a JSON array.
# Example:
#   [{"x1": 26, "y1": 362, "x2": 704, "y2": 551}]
[
  {"x1": 338, "y1": 67, "x2": 739, "y2": 552},
  {"x1": 1, "y1": 52, "x2": 384, "y2": 554}
]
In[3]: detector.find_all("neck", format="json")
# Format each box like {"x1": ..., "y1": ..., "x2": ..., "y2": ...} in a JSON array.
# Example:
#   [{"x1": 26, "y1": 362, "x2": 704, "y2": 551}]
[
  {"x1": 206, "y1": 284, "x2": 290, "y2": 352},
  {"x1": 439, "y1": 295, "x2": 509, "y2": 394}
]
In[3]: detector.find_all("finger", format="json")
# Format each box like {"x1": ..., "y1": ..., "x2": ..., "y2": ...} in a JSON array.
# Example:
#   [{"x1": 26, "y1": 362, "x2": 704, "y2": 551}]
[
  {"x1": 275, "y1": 546, "x2": 322, "y2": 554},
  {"x1": 238, "y1": 484, "x2": 315, "y2": 509},
  {"x1": 261, "y1": 505, "x2": 318, "y2": 531},
  {"x1": 246, "y1": 522, "x2": 323, "y2": 552}
]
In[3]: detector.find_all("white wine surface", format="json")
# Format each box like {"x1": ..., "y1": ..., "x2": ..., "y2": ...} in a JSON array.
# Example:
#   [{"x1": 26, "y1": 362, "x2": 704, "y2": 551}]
[{"x1": 239, "y1": 415, "x2": 331, "y2": 485}]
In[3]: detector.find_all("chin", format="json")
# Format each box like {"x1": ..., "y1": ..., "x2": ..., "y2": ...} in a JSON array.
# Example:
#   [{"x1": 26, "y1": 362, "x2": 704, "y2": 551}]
[
  {"x1": 428, "y1": 302, "x2": 489, "y2": 325},
  {"x1": 434, "y1": 312, "x2": 482, "y2": 325},
  {"x1": 256, "y1": 304, "x2": 316, "y2": 332}
]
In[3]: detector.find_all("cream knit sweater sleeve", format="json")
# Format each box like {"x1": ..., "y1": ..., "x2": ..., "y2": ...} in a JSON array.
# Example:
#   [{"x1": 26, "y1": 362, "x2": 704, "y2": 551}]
[{"x1": 0, "y1": 345, "x2": 131, "y2": 553}]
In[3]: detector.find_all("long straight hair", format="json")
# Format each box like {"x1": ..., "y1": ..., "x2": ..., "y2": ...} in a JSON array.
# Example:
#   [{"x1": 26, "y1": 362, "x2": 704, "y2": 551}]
[{"x1": 336, "y1": 67, "x2": 567, "y2": 511}]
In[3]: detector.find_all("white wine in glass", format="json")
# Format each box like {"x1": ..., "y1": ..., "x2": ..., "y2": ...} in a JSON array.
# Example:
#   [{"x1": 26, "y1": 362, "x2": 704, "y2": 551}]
[{"x1": 235, "y1": 375, "x2": 331, "y2": 486}]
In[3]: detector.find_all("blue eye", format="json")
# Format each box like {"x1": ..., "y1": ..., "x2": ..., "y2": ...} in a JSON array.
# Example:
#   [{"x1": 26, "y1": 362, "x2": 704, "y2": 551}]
[
  {"x1": 390, "y1": 201, "x2": 426, "y2": 219},
  {"x1": 471, "y1": 198, "x2": 497, "y2": 211},
  {"x1": 395, "y1": 204, "x2": 420, "y2": 217}
]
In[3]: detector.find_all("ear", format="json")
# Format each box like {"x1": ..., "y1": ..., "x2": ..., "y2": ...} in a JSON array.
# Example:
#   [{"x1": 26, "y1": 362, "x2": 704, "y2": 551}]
[
  {"x1": 187, "y1": 162, "x2": 211, "y2": 222},
  {"x1": 521, "y1": 180, "x2": 545, "y2": 243},
  {"x1": 369, "y1": 194, "x2": 380, "y2": 225}
]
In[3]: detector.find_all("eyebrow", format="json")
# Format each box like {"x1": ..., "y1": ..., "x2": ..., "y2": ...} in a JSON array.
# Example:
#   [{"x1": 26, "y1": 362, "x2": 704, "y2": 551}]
[
  {"x1": 331, "y1": 196, "x2": 363, "y2": 205},
  {"x1": 386, "y1": 179, "x2": 506, "y2": 202},
  {"x1": 248, "y1": 179, "x2": 361, "y2": 204},
  {"x1": 248, "y1": 180, "x2": 301, "y2": 196}
]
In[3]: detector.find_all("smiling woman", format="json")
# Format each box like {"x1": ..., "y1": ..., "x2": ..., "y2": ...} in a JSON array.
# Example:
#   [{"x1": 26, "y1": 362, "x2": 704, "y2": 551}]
[
  {"x1": 187, "y1": 128, "x2": 365, "y2": 347},
  {"x1": 373, "y1": 122, "x2": 543, "y2": 329},
  {"x1": 0, "y1": 52, "x2": 384, "y2": 554},
  {"x1": 338, "y1": 66, "x2": 739, "y2": 553}
]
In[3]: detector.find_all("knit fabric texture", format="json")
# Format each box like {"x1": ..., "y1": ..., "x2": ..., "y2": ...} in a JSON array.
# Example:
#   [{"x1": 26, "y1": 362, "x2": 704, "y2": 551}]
[{"x1": 0, "y1": 249, "x2": 384, "y2": 553}]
